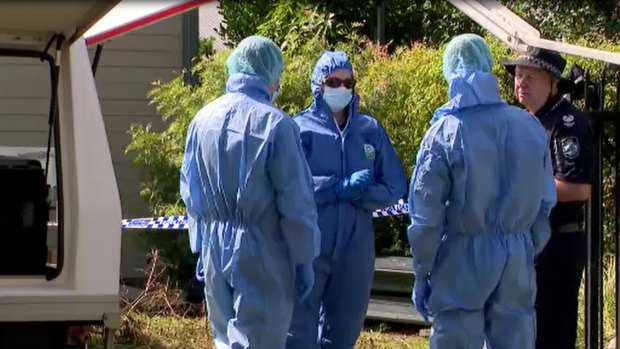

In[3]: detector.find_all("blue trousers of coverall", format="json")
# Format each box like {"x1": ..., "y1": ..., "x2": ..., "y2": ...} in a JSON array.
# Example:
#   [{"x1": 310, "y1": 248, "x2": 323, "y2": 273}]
[{"x1": 286, "y1": 209, "x2": 375, "y2": 349}]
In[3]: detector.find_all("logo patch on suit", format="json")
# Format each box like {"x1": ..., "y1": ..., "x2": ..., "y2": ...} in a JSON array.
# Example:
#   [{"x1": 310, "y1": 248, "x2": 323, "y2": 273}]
[
  {"x1": 363, "y1": 144, "x2": 375, "y2": 160},
  {"x1": 561, "y1": 137, "x2": 580, "y2": 159},
  {"x1": 562, "y1": 114, "x2": 575, "y2": 128}
]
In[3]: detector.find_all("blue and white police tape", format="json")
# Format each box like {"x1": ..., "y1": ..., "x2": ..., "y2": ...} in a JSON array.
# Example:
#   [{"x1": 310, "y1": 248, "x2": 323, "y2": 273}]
[{"x1": 121, "y1": 199, "x2": 410, "y2": 230}]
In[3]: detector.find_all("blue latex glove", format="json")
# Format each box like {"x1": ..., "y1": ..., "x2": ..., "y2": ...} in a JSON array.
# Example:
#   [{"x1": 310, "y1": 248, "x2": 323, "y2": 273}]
[
  {"x1": 336, "y1": 169, "x2": 374, "y2": 200},
  {"x1": 295, "y1": 263, "x2": 315, "y2": 303},
  {"x1": 412, "y1": 275, "x2": 431, "y2": 322},
  {"x1": 195, "y1": 254, "x2": 205, "y2": 284}
]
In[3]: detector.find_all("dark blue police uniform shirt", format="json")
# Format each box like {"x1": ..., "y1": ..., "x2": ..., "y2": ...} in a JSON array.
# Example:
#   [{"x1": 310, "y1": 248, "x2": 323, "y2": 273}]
[{"x1": 535, "y1": 94, "x2": 594, "y2": 230}]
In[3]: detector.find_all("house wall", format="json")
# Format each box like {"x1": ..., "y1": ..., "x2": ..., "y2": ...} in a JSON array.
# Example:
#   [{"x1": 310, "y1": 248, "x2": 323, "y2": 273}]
[
  {"x1": 93, "y1": 15, "x2": 184, "y2": 218},
  {"x1": 198, "y1": 0, "x2": 225, "y2": 50}
]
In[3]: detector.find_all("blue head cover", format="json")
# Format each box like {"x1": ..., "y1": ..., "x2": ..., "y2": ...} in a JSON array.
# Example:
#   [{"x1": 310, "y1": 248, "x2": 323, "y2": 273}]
[
  {"x1": 442, "y1": 34, "x2": 493, "y2": 81},
  {"x1": 226, "y1": 35, "x2": 285, "y2": 85},
  {"x1": 311, "y1": 50, "x2": 354, "y2": 98}
]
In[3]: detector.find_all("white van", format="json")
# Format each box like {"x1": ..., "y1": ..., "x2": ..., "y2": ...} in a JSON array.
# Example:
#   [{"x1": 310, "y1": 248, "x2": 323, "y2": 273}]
[{"x1": 0, "y1": 1, "x2": 207, "y2": 347}]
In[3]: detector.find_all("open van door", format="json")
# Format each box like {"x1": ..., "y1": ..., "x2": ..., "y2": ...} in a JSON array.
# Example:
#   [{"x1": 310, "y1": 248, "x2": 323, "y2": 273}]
[{"x1": 0, "y1": 1, "x2": 209, "y2": 347}]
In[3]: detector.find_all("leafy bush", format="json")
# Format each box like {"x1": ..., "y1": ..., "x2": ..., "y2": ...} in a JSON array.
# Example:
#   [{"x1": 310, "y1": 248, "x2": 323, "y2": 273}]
[{"x1": 197, "y1": 37, "x2": 216, "y2": 59}]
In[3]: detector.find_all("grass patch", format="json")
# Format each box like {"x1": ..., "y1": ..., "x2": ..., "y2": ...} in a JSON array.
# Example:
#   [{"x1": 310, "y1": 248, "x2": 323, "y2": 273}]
[
  {"x1": 577, "y1": 256, "x2": 617, "y2": 349},
  {"x1": 89, "y1": 314, "x2": 429, "y2": 349},
  {"x1": 89, "y1": 249, "x2": 430, "y2": 348},
  {"x1": 91, "y1": 250, "x2": 619, "y2": 349}
]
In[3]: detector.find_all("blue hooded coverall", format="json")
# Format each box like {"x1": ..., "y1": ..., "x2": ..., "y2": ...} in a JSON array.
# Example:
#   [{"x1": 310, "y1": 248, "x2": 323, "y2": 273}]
[
  {"x1": 408, "y1": 65, "x2": 557, "y2": 348},
  {"x1": 181, "y1": 71, "x2": 321, "y2": 349},
  {"x1": 286, "y1": 51, "x2": 407, "y2": 349}
]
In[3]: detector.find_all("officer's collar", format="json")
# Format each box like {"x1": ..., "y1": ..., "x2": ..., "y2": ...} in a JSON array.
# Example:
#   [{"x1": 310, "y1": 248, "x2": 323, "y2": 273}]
[{"x1": 534, "y1": 93, "x2": 565, "y2": 120}]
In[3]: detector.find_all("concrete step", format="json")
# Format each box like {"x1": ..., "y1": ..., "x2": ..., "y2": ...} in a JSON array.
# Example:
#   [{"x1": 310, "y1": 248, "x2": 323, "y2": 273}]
[
  {"x1": 373, "y1": 256, "x2": 414, "y2": 295},
  {"x1": 375, "y1": 256, "x2": 414, "y2": 273},
  {"x1": 366, "y1": 295, "x2": 430, "y2": 325}
]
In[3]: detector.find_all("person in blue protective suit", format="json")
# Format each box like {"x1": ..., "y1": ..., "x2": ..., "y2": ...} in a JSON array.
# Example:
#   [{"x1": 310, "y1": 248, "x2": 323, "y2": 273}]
[
  {"x1": 286, "y1": 50, "x2": 407, "y2": 349},
  {"x1": 407, "y1": 33, "x2": 557, "y2": 349},
  {"x1": 180, "y1": 35, "x2": 321, "y2": 349}
]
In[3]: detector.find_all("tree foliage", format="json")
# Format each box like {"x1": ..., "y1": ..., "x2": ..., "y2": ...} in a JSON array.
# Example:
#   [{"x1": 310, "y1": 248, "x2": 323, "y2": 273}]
[
  {"x1": 506, "y1": 0, "x2": 620, "y2": 42},
  {"x1": 215, "y1": 0, "x2": 620, "y2": 49}
]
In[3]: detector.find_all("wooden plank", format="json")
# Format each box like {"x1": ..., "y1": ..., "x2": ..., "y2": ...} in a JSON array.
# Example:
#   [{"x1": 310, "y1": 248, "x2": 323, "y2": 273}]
[
  {"x1": 111, "y1": 152, "x2": 136, "y2": 166},
  {"x1": 113, "y1": 162, "x2": 143, "y2": 182},
  {"x1": 0, "y1": 115, "x2": 165, "y2": 139},
  {"x1": 0, "y1": 131, "x2": 135, "y2": 164},
  {"x1": 100, "y1": 99, "x2": 158, "y2": 116},
  {"x1": 97, "y1": 82, "x2": 155, "y2": 99},
  {"x1": 108, "y1": 137, "x2": 179, "y2": 167},
  {"x1": 134, "y1": 15, "x2": 182, "y2": 35},
  {"x1": 0, "y1": 65, "x2": 49, "y2": 98},
  {"x1": 0, "y1": 82, "x2": 49, "y2": 98},
  {"x1": 102, "y1": 34, "x2": 182, "y2": 52},
  {"x1": 0, "y1": 56, "x2": 50, "y2": 66},
  {"x1": 103, "y1": 116, "x2": 166, "y2": 133},
  {"x1": 113, "y1": 158, "x2": 136, "y2": 167},
  {"x1": 0, "y1": 64, "x2": 48, "y2": 80},
  {"x1": 120, "y1": 197, "x2": 151, "y2": 217},
  {"x1": 99, "y1": 15, "x2": 182, "y2": 39},
  {"x1": 0, "y1": 115, "x2": 49, "y2": 131},
  {"x1": 117, "y1": 179, "x2": 143, "y2": 198},
  {"x1": 0, "y1": 98, "x2": 50, "y2": 115},
  {"x1": 109, "y1": 145, "x2": 132, "y2": 163},
  {"x1": 96, "y1": 50, "x2": 182, "y2": 68},
  {"x1": 94, "y1": 67, "x2": 178, "y2": 84},
  {"x1": 0, "y1": 131, "x2": 49, "y2": 147},
  {"x1": 107, "y1": 132, "x2": 141, "y2": 162}
]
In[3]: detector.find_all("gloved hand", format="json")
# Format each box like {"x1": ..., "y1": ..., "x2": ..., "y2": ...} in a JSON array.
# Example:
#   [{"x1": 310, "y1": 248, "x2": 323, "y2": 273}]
[
  {"x1": 295, "y1": 263, "x2": 315, "y2": 303},
  {"x1": 412, "y1": 275, "x2": 431, "y2": 322},
  {"x1": 194, "y1": 254, "x2": 205, "y2": 284},
  {"x1": 336, "y1": 169, "x2": 374, "y2": 200}
]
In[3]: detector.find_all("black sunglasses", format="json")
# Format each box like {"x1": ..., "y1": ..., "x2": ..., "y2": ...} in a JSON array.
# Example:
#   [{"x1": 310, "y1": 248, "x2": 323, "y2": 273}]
[{"x1": 324, "y1": 77, "x2": 356, "y2": 89}]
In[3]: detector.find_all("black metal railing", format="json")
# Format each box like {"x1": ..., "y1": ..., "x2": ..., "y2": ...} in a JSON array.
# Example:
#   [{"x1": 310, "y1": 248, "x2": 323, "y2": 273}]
[{"x1": 584, "y1": 68, "x2": 620, "y2": 349}]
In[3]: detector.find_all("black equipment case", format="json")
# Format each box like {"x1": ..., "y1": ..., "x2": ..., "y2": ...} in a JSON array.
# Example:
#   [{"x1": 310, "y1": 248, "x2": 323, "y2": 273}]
[{"x1": 0, "y1": 156, "x2": 49, "y2": 276}]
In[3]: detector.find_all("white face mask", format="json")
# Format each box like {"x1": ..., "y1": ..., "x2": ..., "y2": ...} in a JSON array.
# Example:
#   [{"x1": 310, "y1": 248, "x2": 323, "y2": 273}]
[{"x1": 323, "y1": 86, "x2": 353, "y2": 112}]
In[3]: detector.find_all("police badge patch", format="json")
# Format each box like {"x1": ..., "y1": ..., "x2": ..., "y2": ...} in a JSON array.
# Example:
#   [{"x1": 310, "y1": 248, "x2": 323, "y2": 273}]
[
  {"x1": 562, "y1": 114, "x2": 575, "y2": 128},
  {"x1": 363, "y1": 144, "x2": 375, "y2": 160},
  {"x1": 561, "y1": 137, "x2": 580, "y2": 159}
]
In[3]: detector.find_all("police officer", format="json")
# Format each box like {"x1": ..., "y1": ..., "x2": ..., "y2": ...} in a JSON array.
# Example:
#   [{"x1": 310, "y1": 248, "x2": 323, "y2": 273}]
[{"x1": 503, "y1": 49, "x2": 594, "y2": 349}]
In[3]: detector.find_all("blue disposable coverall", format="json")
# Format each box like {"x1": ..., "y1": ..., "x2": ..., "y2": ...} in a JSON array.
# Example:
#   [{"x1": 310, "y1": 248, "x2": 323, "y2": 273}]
[
  {"x1": 286, "y1": 51, "x2": 407, "y2": 349},
  {"x1": 181, "y1": 73, "x2": 321, "y2": 349},
  {"x1": 408, "y1": 69, "x2": 557, "y2": 349}
]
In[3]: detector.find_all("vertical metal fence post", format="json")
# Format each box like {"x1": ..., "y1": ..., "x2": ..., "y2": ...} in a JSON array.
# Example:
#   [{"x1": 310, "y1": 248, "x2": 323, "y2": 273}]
[
  {"x1": 600, "y1": 70, "x2": 607, "y2": 349},
  {"x1": 586, "y1": 70, "x2": 604, "y2": 349},
  {"x1": 614, "y1": 71, "x2": 620, "y2": 349}
]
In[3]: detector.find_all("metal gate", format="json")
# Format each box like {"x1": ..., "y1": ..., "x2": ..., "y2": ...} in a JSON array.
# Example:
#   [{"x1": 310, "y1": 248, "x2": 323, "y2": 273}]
[{"x1": 582, "y1": 67, "x2": 620, "y2": 349}]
